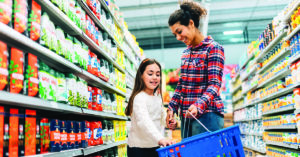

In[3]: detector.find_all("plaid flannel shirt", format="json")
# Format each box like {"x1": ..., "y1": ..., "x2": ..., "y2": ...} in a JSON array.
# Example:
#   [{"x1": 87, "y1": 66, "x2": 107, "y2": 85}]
[{"x1": 168, "y1": 36, "x2": 225, "y2": 118}]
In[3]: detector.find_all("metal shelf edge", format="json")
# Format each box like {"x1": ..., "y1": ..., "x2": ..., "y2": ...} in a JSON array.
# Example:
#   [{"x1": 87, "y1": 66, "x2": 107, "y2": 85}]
[
  {"x1": 83, "y1": 140, "x2": 127, "y2": 155},
  {"x1": 257, "y1": 48, "x2": 290, "y2": 74},
  {"x1": 265, "y1": 141, "x2": 299, "y2": 150},
  {"x1": 262, "y1": 105, "x2": 295, "y2": 116},
  {"x1": 283, "y1": 0, "x2": 300, "y2": 23}
]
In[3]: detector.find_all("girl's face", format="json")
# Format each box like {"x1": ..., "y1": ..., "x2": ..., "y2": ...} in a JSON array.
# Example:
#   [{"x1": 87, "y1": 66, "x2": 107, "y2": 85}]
[
  {"x1": 170, "y1": 20, "x2": 195, "y2": 46},
  {"x1": 142, "y1": 63, "x2": 161, "y2": 93}
]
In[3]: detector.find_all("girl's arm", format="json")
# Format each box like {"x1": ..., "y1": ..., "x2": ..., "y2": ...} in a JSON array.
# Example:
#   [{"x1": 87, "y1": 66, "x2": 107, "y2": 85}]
[
  {"x1": 133, "y1": 94, "x2": 164, "y2": 143},
  {"x1": 193, "y1": 45, "x2": 225, "y2": 115}
]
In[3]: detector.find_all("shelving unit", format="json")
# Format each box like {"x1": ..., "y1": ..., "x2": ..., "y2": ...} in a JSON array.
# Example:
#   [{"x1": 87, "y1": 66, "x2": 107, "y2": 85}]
[
  {"x1": 0, "y1": 0, "x2": 142, "y2": 156},
  {"x1": 257, "y1": 67, "x2": 290, "y2": 88},
  {"x1": 243, "y1": 146, "x2": 266, "y2": 154},
  {"x1": 256, "y1": 31, "x2": 287, "y2": 63},
  {"x1": 256, "y1": 48, "x2": 290, "y2": 74},
  {"x1": 241, "y1": 52, "x2": 255, "y2": 69},
  {"x1": 241, "y1": 66, "x2": 257, "y2": 81},
  {"x1": 263, "y1": 124, "x2": 297, "y2": 130},
  {"x1": 262, "y1": 105, "x2": 295, "y2": 116},
  {"x1": 283, "y1": 0, "x2": 300, "y2": 23},
  {"x1": 265, "y1": 141, "x2": 299, "y2": 150},
  {"x1": 29, "y1": 141, "x2": 127, "y2": 157},
  {"x1": 36, "y1": 0, "x2": 126, "y2": 73}
]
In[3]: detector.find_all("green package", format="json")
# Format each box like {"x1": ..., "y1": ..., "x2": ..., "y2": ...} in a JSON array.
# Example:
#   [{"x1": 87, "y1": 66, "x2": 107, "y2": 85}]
[
  {"x1": 66, "y1": 73, "x2": 77, "y2": 105},
  {"x1": 38, "y1": 61, "x2": 50, "y2": 100},
  {"x1": 57, "y1": 72, "x2": 68, "y2": 103}
]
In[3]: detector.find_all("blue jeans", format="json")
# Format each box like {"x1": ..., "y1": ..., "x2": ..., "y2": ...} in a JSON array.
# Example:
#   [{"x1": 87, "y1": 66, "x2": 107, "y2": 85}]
[{"x1": 181, "y1": 112, "x2": 224, "y2": 139}]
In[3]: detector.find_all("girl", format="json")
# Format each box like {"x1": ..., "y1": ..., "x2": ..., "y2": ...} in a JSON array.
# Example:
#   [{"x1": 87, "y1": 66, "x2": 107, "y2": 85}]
[
  {"x1": 167, "y1": 2, "x2": 225, "y2": 138},
  {"x1": 126, "y1": 58, "x2": 174, "y2": 157}
]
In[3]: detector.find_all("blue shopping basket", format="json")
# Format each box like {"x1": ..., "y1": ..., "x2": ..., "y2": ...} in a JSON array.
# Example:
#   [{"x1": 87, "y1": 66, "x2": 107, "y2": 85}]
[{"x1": 157, "y1": 111, "x2": 244, "y2": 157}]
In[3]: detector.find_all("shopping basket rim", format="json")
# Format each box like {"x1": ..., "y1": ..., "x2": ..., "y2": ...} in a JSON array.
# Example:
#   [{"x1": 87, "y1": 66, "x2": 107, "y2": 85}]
[{"x1": 156, "y1": 124, "x2": 240, "y2": 151}]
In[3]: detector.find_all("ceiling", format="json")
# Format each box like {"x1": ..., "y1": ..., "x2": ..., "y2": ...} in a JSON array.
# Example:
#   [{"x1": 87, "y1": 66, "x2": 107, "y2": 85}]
[{"x1": 116, "y1": 0, "x2": 289, "y2": 50}]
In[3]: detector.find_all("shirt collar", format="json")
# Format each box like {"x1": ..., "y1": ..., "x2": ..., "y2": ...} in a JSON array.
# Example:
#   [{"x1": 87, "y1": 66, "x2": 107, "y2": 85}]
[{"x1": 187, "y1": 36, "x2": 213, "y2": 49}]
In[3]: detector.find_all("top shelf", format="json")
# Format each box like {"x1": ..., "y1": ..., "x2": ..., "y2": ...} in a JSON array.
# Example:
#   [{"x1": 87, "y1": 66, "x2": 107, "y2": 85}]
[
  {"x1": 36, "y1": 0, "x2": 126, "y2": 73},
  {"x1": 99, "y1": 0, "x2": 124, "y2": 33},
  {"x1": 76, "y1": 0, "x2": 137, "y2": 68}
]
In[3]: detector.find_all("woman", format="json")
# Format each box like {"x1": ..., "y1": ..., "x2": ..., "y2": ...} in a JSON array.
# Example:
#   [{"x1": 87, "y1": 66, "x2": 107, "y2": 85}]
[{"x1": 167, "y1": 2, "x2": 225, "y2": 138}]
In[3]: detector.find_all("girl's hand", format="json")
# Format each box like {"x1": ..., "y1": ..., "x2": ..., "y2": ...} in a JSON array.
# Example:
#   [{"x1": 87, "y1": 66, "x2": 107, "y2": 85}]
[
  {"x1": 187, "y1": 105, "x2": 198, "y2": 118},
  {"x1": 158, "y1": 138, "x2": 176, "y2": 147}
]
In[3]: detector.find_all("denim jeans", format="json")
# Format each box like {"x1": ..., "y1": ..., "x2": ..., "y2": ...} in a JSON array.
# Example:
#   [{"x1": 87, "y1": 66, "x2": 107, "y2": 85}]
[{"x1": 181, "y1": 112, "x2": 224, "y2": 139}]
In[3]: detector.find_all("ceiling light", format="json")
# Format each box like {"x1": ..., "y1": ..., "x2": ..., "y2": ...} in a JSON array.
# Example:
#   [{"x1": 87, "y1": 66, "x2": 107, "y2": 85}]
[{"x1": 223, "y1": 30, "x2": 243, "y2": 35}]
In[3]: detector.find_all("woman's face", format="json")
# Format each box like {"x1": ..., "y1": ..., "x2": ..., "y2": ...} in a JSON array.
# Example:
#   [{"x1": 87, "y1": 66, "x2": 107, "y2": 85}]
[
  {"x1": 170, "y1": 21, "x2": 195, "y2": 46},
  {"x1": 142, "y1": 63, "x2": 161, "y2": 93}
]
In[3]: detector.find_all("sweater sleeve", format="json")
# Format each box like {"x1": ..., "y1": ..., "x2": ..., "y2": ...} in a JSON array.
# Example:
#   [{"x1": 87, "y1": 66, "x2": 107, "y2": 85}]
[{"x1": 133, "y1": 94, "x2": 164, "y2": 143}]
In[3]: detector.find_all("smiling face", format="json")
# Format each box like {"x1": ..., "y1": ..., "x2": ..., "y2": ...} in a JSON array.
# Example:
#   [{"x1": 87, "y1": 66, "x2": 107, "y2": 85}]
[
  {"x1": 170, "y1": 20, "x2": 195, "y2": 46},
  {"x1": 142, "y1": 63, "x2": 161, "y2": 94}
]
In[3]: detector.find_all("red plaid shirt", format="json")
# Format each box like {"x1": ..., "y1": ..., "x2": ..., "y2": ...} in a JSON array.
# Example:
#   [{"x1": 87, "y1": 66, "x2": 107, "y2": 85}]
[{"x1": 168, "y1": 36, "x2": 225, "y2": 117}]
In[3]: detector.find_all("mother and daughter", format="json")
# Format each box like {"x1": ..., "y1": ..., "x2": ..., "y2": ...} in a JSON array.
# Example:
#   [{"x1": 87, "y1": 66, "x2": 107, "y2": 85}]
[{"x1": 125, "y1": 2, "x2": 225, "y2": 157}]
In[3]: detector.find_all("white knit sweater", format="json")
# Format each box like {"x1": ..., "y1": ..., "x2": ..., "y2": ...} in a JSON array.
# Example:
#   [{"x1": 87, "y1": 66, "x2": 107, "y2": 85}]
[{"x1": 128, "y1": 91, "x2": 166, "y2": 148}]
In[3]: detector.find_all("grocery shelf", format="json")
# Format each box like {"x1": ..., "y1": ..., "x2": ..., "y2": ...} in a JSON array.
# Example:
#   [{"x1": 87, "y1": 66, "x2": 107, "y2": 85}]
[
  {"x1": 241, "y1": 52, "x2": 255, "y2": 69},
  {"x1": 285, "y1": 25, "x2": 300, "y2": 41},
  {"x1": 233, "y1": 105, "x2": 247, "y2": 111},
  {"x1": 263, "y1": 124, "x2": 297, "y2": 130},
  {"x1": 0, "y1": 91, "x2": 128, "y2": 120},
  {"x1": 262, "y1": 105, "x2": 295, "y2": 116},
  {"x1": 242, "y1": 84, "x2": 258, "y2": 95},
  {"x1": 83, "y1": 141, "x2": 127, "y2": 155},
  {"x1": 81, "y1": 109, "x2": 127, "y2": 120},
  {"x1": 256, "y1": 31, "x2": 287, "y2": 63},
  {"x1": 257, "y1": 48, "x2": 291, "y2": 74},
  {"x1": 241, "y1": 66, "x2": 257, "y2": 81},
  {"x1": 241, "y1": 132, "x2": 263, "y2": 137},
  {"x1": 77, "y1": 0, "x2": 137, "y2": 68},
  {"x1": 283, "y1": 0, "x2": 300, "y2": 23},
  {"x1": 257, "y1": 67, "x2": 291, "y2": 88},
  {"x1": 243, "y1": 146, "x2": 266, "y2": 154},
  {"x1": 294, "y1": 109, "x2": 300, "y2": 114},
  {"x1": 233, "y1": 96, "x2": 243, "y2": 104},
  {"x1": 234, "y1": 116, "x2": 261, "y2": 122},
  {"x1": 29, "y1": 140, "x2": 127, "y2": 157},
  {"x1": 29, "y1": 149, "x2": 83, "y2": 157},
  {"x1": 0, "y1": 23, "x2": 126, "y2": 97},
  {"x1": 231, "y1": 72, "x2": 240, "y2": 84},
  {"x1": 0, "y1": 23, "x2": 82, "y2": 73},
  {"x1": 127, "y1": 83, "x2": 134, "y2": 90},
  {"x1": 257, "y1": 83, "x2": 300, "y2": 103},
  {"x1": 233, "y1": 99, "x2": 258, "y2": 111},
  {"x1": 231, "y1": 84, "x2": 242, "y2": 94},
  {"x1": 289, "y1": 54, "x2": 300, "y2": 65},
  {"x1": 265, "y1": 141, "x2": 299, "y2": 150},
  {"x1": 36, "y1": 0, "x2": 125, "y2": 74},
  {"x1": 99, "y1": 0, "x2": 124, "y2": 32}
]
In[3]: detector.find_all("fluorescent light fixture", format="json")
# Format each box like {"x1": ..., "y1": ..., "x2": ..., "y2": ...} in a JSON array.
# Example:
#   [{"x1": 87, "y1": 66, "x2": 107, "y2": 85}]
[{"x1": 223, "y1": 30, "x2": 243, "y2": 35}]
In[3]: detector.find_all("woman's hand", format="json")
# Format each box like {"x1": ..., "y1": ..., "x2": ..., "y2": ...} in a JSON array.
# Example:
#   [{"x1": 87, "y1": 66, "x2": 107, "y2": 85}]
[
  {"x1": 166, "y1": 110, "x2": 177, "y2": 130},
  {"x1": 187, "y1": 105, "x2": 198, "y2": 118},
  {"x1": 158, "y1": 138, "x2": 176, "y2": 147}
]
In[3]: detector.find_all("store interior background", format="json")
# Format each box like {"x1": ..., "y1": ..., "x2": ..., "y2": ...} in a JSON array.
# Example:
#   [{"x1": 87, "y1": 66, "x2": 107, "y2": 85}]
[{"x1": 116, "y1": 0, "x2": 288, "y2": 112}]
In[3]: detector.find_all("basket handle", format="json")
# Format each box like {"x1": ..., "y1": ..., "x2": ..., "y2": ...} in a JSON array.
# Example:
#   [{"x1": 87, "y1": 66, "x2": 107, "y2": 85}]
[{"x1": 183, "y1": 111, "x2": 211, "y2": 137}]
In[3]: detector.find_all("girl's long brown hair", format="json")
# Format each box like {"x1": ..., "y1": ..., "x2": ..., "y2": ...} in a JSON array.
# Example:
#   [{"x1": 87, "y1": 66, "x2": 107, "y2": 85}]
[{"x1": 125, "y1": 58, "x2": 162, "y2": 116}]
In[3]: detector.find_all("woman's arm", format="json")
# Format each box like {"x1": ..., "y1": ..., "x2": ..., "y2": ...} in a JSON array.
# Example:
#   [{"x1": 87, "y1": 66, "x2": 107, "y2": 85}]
[{"x1": 193, "y1": 45, "x2": 225, "y2": 115}]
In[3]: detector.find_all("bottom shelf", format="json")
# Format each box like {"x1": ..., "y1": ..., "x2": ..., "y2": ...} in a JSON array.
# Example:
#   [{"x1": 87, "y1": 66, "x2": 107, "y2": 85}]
[{"x1": 30, "y1": 140, "x2": 127, "y2": 157}]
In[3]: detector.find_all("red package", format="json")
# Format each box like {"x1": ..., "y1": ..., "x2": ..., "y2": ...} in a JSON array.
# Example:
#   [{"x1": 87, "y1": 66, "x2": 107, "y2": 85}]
[
  {"x1": 85, "y1": 15, "x2": 91, "y2": 38},
  {"x1": 90, "y1": 122, "x2": 98, "y2": 145},
  {"x1": 9, "y1": 108, "x2": 19, "y2": 157},
  {"x1": 24, "y1": 110, "x2": 36, "y2": 156},
  {"x1": 92, "y1": 87, "x2": 102, "y2": 111},
  {"x1": 40, "y1": 118, "x2": 49, "y2": 154},
  {"x1": 0, "y1": 41, "x2": 8, "y2": 91},
  {"x1": 0, "y1": 0, "x2": 12, "y2": 25},
  {"x1": 13, "y1": 0, "x2": 28, "y2": 34},
  {"x1": 28, "y1": 0, "x2": 41, "y2": 41},
  {"x1": 9, "y1": 48, "x2": 24, "y2": 94}
]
